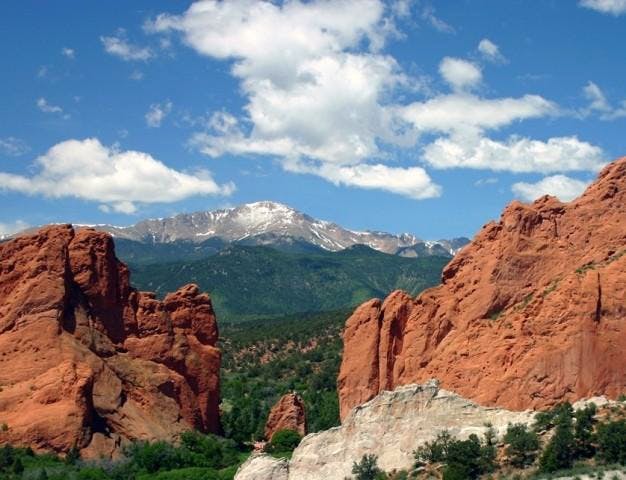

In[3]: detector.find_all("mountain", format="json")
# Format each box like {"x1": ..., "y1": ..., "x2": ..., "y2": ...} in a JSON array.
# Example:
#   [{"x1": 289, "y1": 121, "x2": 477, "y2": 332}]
[
  {"x1": 128, "y1": 244, "x2": 449, "y2": 322},
  {"x1": 93, "y1": 201, "x2": 468, "y2": 257},
  {"x1": 338, "y1": 156, "x2": 626, "y2": 419},
  {"x1": 0, "y1": 225, "x2": 220, "y2": 457}
]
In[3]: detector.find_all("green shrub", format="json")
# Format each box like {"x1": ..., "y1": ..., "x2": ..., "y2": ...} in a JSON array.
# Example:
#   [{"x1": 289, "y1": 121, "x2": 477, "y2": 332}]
[
  {"x1": 0, "y1": 423, "x2": 8, "y2": 432},
  {"x1": 0, "y1": 445, "x2": 14, "y2": 469},
  {"x1": 416, "y1": 430, "x2": 496, "y2": 480},
  {"x1": 12, "y1": 456, "x2": 24, "y2": 474},
  {"x1": 534, "y1": 402, "x2": 574, "y2": 432},
  {"x1": 442, "y1": 434, "x2": 483, "y2": 480},
  {"x1": 138, "y1": 467, "x2": 221, "y2": 480},
  {"x1": 504, "y1": 423, "x2": 540, "y2": 468},
  {"x1": 268, "y1": 429, "x2": 302, "y2": 455},
  {"x1": 574, "y1": 404, "x2": 597, "y2": 459},
  {"x1": 179, "y1": 431, "x2": 240, "y2": 469},
  {"x1": 126, "y1": 440, "x2": 182, "y2": 473},
  {"x1": 414, "y1": 430, "x2": 452, "y2": 465},
  {"x1": 596, "y1": 419, "x2": 626, "y2": 464},
  {"x1": 352, "y1": 454, "x2": 383, "y2": 480},
  {"x1": 77, "y1": 467, "x2": 110, "y2": 480},
  {"x1": 539, "y1": 404, "x2": 575, "y2": 472}
]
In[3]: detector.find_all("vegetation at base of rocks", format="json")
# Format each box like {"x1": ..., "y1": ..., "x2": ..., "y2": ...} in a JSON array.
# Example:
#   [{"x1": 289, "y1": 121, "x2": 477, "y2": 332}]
[
  {"x1": 0, "y1": 433, "x2": 247, "y2": 480},
  {"x1": 265, "y1": 429, "x2": 302, "y2": 458},
  {"x1": 504, "y1": 424, "x2": 541, "y2": 468},
  {"x1": 414, "y1": 428, "x2": 497, "y2": 480},
  {"x1": 402, "y1": 402, "x2": 626, "y2": 479},
  {"x1": 352, "y1": 454, "x2": 386, "y2": 480},
  {"x1": 126, "y1": 243, "x2": 448, "y2": 322},
  {"x1": 220, "y1": 309, "x2": 346, "y2": 445}
]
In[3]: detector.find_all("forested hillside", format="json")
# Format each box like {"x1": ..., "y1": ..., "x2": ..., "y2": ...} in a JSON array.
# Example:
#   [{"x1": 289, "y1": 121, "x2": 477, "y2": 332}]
[{"x1": 124, "y1": 244, "x2": 448, "y2": 322}]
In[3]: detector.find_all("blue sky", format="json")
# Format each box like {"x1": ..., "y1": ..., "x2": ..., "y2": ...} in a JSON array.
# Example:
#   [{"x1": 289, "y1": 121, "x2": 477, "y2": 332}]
[{"x1": 1, "y1": 0, "x2": 625, "y2": 239}]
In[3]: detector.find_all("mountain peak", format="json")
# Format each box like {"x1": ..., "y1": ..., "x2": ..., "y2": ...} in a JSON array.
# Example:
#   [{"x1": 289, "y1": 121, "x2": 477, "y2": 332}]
[{"x1": 95, "y1": 202, "x2": 468, "y2": 256}]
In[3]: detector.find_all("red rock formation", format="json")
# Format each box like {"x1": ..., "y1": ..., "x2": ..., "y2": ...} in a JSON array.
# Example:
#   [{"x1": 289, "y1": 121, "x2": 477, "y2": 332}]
[
  {"x1": 339, "y1": 157, "x2": 626, "y2": 420},
  {"x1": 0, "y1": 225, "x2": 220, "y2": 457},
  {"x1": 265, "y1": 393, "x2": 307, "y2": 441}
]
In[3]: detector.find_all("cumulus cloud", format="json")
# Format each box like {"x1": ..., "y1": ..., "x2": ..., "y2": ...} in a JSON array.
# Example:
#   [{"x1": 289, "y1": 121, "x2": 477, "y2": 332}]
[
  {"x1": 512, "y1": 175, "x2": 590, "y2": 202},
  {"x1": 147, "y1": 0, "x2": 603, "y2": 199},
  {"x1": 477, "y1": 38, "x2": 506, "y2": 63},
  {"x1": 147, "y1": 0, "x2": 443, "y2": 199},
  {"x1": 582, "y1": 81, "x2": 626, "y2": 120},
  {"x1": 286, "y1": 160, "x2": 441, "y2": 199},
  {"x1": 101, "y1": 31, "x2": 153, "y2": 61},
  {"x1": 580, "y1": 0, "x2": 626, "y2": 15},
  {"x1": 438, "y1": 57, "x2": 482, "y2": 91},
  {"x1": 61, "y1": 47, "x2": 75, "y2": 59},
  {"x1": 0, "y1": 137, "x2": 30, "y2": 157},
  {"x1": 0, "y1": 220, "x2": 29, "y2": 238},
  {"x1": 0, "y1": 138, "x2": 234, "y2": 214},
  {"x1": 423, "y1": 135, "x2": 605, "y2": 173},
  {"x1": 400, "y1": 93, "x2": 556, "y2": 134},
  {"x1": 145, "y1": 101, "x2": 173, "y2": 127}
]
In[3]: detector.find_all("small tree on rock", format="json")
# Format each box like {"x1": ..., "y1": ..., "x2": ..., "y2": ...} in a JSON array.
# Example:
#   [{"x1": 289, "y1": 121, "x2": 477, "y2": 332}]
[
  {"x1": 503, "y1": 423, "x2": 540, "y2": 468},
  {"x1": 352, "y1": 454, "x2": 384, "y2": 480}
]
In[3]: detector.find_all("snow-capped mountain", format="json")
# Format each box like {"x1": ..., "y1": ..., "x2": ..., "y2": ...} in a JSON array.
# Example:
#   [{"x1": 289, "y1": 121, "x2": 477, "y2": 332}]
[{"x1": 95, "y1": 201, "x2": 468, "y2": 256}]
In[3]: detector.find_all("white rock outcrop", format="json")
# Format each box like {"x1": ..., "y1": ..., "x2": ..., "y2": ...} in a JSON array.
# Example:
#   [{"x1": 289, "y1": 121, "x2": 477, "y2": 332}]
[
  {"x1": 234, "y1": 453, "x2": 289, "y2": 480},
  {"x1": 235, "y1": 380, "x2": 536, "y2": 480}
]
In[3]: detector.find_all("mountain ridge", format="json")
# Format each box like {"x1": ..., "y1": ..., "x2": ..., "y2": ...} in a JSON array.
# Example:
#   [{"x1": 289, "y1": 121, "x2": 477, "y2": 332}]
[{"x1": 82, "y1": 201, "x2": 468, "y2": 257}]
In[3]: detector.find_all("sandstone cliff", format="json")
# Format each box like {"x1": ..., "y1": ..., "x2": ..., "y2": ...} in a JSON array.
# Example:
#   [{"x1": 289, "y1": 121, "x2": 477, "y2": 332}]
[
  {"x1": 0, "y1": 225, "x2": 221, "y2": 457},
  {"x1": 265, "y1": 392, "x2": 307, "y2": 441},
  {"x1": 338, "y1": 157, "x2": 626, "y2": 419},
  {"x1": 235, "y1": 381, "x2": 536, "y2": 480}
]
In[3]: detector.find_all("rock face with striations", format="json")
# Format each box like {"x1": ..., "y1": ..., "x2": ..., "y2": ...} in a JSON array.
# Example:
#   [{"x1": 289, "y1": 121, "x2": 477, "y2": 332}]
[
  {"x1": 338, "y1": 157, "x2": 626, "y2": 419},
  {"x1": 265, "y1": 392, "x2": 307, "y2": 441},
  {"x1": 0, "y1": 225, "x2": 220, "y2": 457}
]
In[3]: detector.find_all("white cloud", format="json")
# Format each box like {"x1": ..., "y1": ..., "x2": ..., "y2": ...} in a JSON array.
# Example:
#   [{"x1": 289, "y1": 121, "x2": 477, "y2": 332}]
[
  {"x1": 420, "y1": 4, "x2": 455, "y2": 33},
  {"x1": 285, "y1": 160, "x2": 441, "y2": 199},
  {"x1": 580, "y1": 0, "x2": 626, "y2": 15},
  {"x1": 0, "y1": 137, "x2": 30, "y2": 157},
  {"x1": 101, "y1": 31, "x2": 153, "y2": 61},
  {"x1": 582, "y1": 81, "x2": 626, "y2": 120},
  {"x1": 61, "y1": 47, "x2": 75, "y2": 59},
  {"x1": 130, "y1": 70, "x2": 144, "y2": 81},
  {"x1": 0, "y1": 220, "x2": 29, "y2": 238},
  {"x1": 474, "y1": 177, "x2": 498, "y2": 187},
  {"x1": 0, "y1": 138, "x2": 234, "y2": 214},
  {"x1": 400, "y1": 93, "x2": 556, "y2": 134},
  {"x1": 148, "y1": 0, "x2": 441, "y2": 199},
  {"x1": 147, "y1": 0, "x2": 604, "y2": 198},
  {"x1": 477, "y1": 38, "x2": 506, "y2": 63},
  {"x1": 145, "y1": 101, "x2": 173, "y2": 127},
  {"x1": 439, "y1": 57, "x2": 482, "y2": 91},
  {"x1": 423, "y1": 135, "x2": 606, "y2": 173},
  {"x1": 36, "y1": 98, "x2": 69, "y2": 119},
  {"x1": 512, "y1": 175, "x2": 590, "y2": 202},
  {"x1": 583, "y1": 81, "x2": 611, "y2": 112}
]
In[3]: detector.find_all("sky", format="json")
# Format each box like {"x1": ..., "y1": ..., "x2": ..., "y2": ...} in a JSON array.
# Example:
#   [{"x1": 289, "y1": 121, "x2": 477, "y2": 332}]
[{"x1": 1, "y1": 0, "x2": 625, "y2": 240}]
